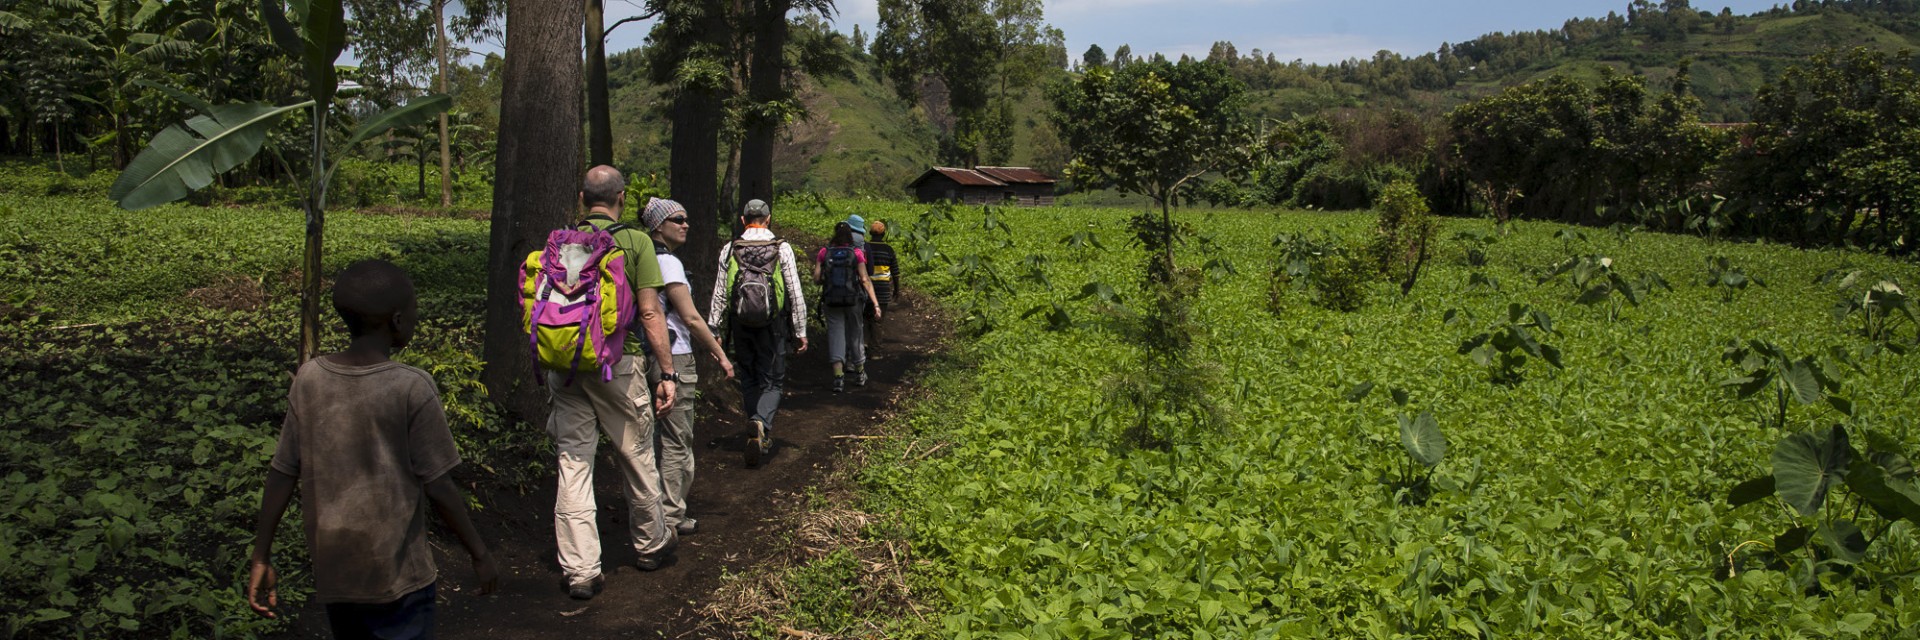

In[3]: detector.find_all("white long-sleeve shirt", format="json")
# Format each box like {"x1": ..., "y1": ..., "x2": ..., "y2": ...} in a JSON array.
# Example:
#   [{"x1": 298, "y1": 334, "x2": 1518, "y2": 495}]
[{"x1": 707, "y1": 226, "x2": 808, "y2": 337}]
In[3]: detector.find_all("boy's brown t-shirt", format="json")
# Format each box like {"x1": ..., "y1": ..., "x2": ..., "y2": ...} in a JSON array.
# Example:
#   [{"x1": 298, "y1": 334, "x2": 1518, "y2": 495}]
[{"x1": 270, "y1": 358, "x2": 461, "y2": 604}]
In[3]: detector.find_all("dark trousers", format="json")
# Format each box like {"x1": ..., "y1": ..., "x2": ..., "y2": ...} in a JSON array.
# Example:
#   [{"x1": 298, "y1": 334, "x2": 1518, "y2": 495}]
[
  {"x1": 325, "y1": 583, "x2": 435, "y2": 640},
  {"x1": 731, "y1": 324, "x2": 788, "y2": 430}
]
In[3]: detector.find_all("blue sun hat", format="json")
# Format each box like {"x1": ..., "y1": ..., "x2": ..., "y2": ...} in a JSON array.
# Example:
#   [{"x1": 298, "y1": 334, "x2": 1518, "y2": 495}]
[{"x1": 845, "y1": 214, "x2": 867, "y2": 248}]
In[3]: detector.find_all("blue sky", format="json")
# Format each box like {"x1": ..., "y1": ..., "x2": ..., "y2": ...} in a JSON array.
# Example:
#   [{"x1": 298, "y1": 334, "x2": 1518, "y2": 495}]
[{"x1": 598, "y1": 0, "x2": 1789, "y2": 65}]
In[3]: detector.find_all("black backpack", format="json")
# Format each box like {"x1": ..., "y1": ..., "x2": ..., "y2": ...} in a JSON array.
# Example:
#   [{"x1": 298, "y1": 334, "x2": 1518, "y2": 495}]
[
  {"x1": 728, "y1": 239, "x2": 785, "y2": 328},
  {"x1": 821, "y1": 246, "x2": 859, "y2": 307}
]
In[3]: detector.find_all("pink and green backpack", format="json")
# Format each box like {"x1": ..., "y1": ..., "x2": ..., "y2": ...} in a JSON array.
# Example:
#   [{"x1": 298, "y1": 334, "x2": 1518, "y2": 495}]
[{"x1": 520, "y1": 226, "x2": 636, "y2": 385}]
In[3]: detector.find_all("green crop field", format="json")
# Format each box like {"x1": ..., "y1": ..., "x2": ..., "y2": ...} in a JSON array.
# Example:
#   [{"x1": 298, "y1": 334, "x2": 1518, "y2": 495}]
[
  {"x1": 5, "y1": 182, "x2": 1919, "y2": 637},
  {"x1": 0, "y1": 185, "x2": 531, "y2": 638},
  {"x1": 777, "y1": 199, "x2": 1920, "y2": 638}
]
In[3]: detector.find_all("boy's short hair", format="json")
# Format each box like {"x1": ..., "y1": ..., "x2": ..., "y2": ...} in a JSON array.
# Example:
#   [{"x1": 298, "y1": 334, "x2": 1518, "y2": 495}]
[{"x1": 333, "y1": 260, "x2": 417, "y2": 337}]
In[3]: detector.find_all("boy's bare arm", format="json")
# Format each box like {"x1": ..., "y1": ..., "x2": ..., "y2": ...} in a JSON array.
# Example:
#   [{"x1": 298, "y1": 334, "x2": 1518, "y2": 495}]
[
  {"x1": 425, "y1": 473, "x2": 499, "y2": 595},
  {"x1": 246, "y1": 468, "x2": 297, "y2": 618}
]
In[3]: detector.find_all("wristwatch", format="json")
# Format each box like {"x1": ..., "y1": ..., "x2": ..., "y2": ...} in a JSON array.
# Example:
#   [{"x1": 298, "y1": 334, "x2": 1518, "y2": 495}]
[{"x1": 660, "y1": 371, "x2": 682, "y2": 384}]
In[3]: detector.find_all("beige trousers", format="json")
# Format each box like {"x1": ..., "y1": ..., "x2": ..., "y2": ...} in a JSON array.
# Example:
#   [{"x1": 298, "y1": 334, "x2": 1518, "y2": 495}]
[
  {"x1": 546, "y1": 355, "x2": 669, "y2": 585},
  {"x1": 648, "y1": 352, "x2": 699, "y2": 529}
]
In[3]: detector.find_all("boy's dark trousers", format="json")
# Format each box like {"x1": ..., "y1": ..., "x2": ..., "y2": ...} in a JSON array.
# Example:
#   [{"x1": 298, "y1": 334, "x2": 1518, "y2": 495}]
[{"x1": 325, "y1": 583, "x2": 435, "y2": 640}]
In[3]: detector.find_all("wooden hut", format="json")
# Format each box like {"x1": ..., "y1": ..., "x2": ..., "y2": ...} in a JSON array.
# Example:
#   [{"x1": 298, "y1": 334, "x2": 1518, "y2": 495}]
[{"x1": 908, "y1": 166, "x2": 1057, "y2": 206}]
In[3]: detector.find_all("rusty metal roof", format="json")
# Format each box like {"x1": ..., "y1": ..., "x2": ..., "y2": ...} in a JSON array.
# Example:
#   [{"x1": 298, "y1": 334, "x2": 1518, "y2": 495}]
[
  {"x1": 974, "y1": 166, "x2": 1056, "y2": 184},
  {"x1": 910, "y1": 167, "x2": 1005, "y2": 188}
]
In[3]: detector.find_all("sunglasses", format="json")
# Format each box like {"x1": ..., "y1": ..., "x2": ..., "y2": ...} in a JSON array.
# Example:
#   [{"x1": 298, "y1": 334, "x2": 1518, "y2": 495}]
[{"x1": 663, "y1": 216, "x2": 688, "y2": 225}]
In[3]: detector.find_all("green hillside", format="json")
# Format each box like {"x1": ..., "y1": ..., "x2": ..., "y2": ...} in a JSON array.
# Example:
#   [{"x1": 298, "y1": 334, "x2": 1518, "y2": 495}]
[{"x1": 600, "y1": 4, "x2": 1919, "y2": 197}]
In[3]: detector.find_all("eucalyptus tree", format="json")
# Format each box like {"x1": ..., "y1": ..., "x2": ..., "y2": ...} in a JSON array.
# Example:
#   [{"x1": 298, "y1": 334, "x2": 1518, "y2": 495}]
[
  {"x1": 643, "y1": 0, "x2": 731, "y2": 300},
  {"x1": 875, "y1": 0, "x2": 1056, "y2": 164},
  {"x1": 481, "y1": 0, "x2": 582, "y2": 418},
  {"x1": 108, "y1": 0, "x2": 450, "y2": 364}
]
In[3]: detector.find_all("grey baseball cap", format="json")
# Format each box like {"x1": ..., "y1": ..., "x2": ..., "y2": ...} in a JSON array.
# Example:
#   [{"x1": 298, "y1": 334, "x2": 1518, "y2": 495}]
[{"x1": 743, "y1": 199, "x2": 771, "y2": 218}]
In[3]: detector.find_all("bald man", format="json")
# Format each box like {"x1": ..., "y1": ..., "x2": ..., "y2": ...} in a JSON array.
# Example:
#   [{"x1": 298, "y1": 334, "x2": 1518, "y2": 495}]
[{"x1": 544, "y1": 165, "x2": 681, "y2": 600}]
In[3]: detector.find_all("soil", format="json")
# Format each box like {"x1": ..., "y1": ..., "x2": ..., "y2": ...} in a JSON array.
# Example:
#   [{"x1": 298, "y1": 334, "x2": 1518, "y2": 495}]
[{"x1": 275, "y1": 290, "x2": 945, "y2": 639}]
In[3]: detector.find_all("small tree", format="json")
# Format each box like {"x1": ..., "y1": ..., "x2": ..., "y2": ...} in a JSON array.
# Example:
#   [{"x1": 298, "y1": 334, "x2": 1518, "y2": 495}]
[
  {"x1": 1048, "y1": 57, "x2": 1245, "y2": 276},
  {"x1": 107, "y1": 0, "x2": 450, "y2": 364}
]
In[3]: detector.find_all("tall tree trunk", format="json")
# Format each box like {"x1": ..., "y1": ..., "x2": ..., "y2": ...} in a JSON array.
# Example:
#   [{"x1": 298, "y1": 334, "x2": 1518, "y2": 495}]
[
  {"x1": 585, "y1": 0, "x2": 613, "y2": 166},
  {"x1": 667, "y1": 0, "x2": 731, "y2": 305},
  {"x1": 0, "y1": 116, "x2": 11, "y2": 155},
  {"x1": 672, "y1": 85, "x2": 724, "y2": 305},
  {"x1": 436, "y1": 0, "x2": 454, "y2": 207},
  {"x1": 738, "y1": 0, "x2": 789, "y2": 208},
  {"x1": 484, "y1": 0, "x2": 584, "y2": 421}
]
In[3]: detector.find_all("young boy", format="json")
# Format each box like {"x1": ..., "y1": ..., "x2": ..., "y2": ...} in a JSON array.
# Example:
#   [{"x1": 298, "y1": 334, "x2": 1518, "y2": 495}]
[{"x1": 246, "y1": 259, "x2": 497, "y2": 638}]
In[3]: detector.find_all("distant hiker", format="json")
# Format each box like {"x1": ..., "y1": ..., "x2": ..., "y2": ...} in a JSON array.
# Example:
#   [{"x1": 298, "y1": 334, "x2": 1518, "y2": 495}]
[
  {"x1": 247, "y1": 259, "x2": 497, "y2": 636},
  {"x1": 845, "y1": 213, "x2": 868, "y2": 250},
  {"x1": 539, "y1": 166, "x2": 681, "y2": 600},
  {"x1": 813, "y1": 221, "x2": 881, "y2": 393},
  {"x1": 640, "y1": 197, "x2": 734, "y2": 536},
  {"x1": 863, "y1": 219, "x2": 899, "y2": 357},
  {"x1": 708, "y1": 198, "x2": 809, "y2": 467}
]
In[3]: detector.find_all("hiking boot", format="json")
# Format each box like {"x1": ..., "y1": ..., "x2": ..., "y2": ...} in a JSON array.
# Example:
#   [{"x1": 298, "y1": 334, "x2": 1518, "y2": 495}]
[
  {"x1": 675, "y1": 519, "x2": 698, "y2": 536},
  {"x1": 745, "y1": 419, "x2": 768, "y2": 468},
  {"x1": 832, "y1": 375, "x2": 845, "y2": 393},
  {"x1": 566, "y1": 575, "x2": 604, "y2": 600},
  {"x1": 635, "y1": 536, "x2": 677, "y2": 571},
  {"x1": 851, "y1": 367, "x2": 867, "y2": 387}
]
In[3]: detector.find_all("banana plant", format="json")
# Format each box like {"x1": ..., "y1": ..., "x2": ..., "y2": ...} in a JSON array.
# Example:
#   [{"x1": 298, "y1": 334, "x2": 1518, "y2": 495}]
[
  {"x1": 107, "y1": 0, "x2": 450, "y2": 364},
  {"x1": 1718, "y1": 339, "x2": 1853, "y2": 429}
]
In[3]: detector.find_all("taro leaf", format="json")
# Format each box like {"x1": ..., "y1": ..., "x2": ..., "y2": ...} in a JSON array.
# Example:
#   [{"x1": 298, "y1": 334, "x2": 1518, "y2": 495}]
[
  {"x1": 1458, "y1": 333, "x2": 1491, "y2": 356},
  {"x1": 1469, "y1": 343, "x2": 1498, "y2": 368},
  {"x1": 1785, "y1": 359, "x2": 1821, "y2": 404},
  {"x1": 1389, "y1": 387, "x2": 1410, "y2": 407},
  {"x1": 1398, "y1": 411, "x2": 1446, "y2": 468},
  {"x1": 1869, "y1": 450, "x2": 1915, "y2": 482},
  {"x1": 1727, "y1": 476, "x2": 1776, "y2": 508},
  {"x1": 1819, "y1": 519, "x2": 1868, "y2": 565},
  {"x1": 1343, "y1": 381, "x2": 1375, "y2": 403},
  {"x1": 1844, "y1": 457, "x2": 1920, "y2": 524},
  {"x1": 1443, "y1": 308, "x2": 1460, "y2": 325},
  {"x1": 1530, "y1": 309, "x2": 1554, "y2": 334},
  {"x1": 1505, "y1": 303, "x2": 1526, "y2": 323},
  {"x1": 1826, "y1": 395, "x2": 1854, "y2": 417},
  {"x1": 1720, "y1": 373, "x2": 1771, "y2": 400},
  {"x1": 110, "y1": 101, "x2": 312, "y2": 210},
  {"x1": 1771, "y1": 425, "x2": 1853, "y2": 517},
  {"x1": 1539, "y1": 344, "x2": 1564, "y2": 369},
  {"x1": 1576, "y1": 284, "x2": 1612, "y2": 306},
  {"x1": 1610, "y1": 272, "x2": 1640, "y2": 305},
  {"x1": 1775, "y1": 526, "x2": 1813, "y2": 555}
]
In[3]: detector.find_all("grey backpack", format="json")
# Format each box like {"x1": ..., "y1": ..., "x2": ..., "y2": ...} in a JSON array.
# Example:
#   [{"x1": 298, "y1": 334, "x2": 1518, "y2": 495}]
[{"x1": 728, "y1": 239, "x2": 785, "y2": 328}]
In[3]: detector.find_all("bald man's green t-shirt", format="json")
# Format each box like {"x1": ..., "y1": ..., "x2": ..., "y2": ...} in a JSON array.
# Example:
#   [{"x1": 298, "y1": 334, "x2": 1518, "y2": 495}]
[{"x1": 580, "y1": 213, "x2": 665, "y2": 350}]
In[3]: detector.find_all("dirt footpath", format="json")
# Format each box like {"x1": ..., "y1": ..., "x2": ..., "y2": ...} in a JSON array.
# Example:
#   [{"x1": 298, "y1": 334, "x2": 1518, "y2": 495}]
[{"x1": 276, "y1": 290, "x2": 943, "y2": 639}]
